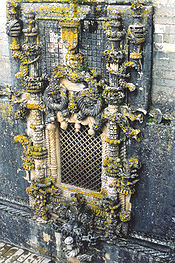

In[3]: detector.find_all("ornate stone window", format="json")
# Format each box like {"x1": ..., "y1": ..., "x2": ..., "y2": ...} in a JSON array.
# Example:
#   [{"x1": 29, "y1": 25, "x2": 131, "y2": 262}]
[
  {"x1": 59, "y1": 123, "x2": 102, "y2": 191},
  {"x1": 6, "y1": 0, "x2": 152, "y2": 260}
]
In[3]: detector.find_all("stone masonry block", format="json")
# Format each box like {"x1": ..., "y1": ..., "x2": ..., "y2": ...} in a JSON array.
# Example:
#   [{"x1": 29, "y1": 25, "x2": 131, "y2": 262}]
[
  {"x1": 153, "y1": 69, "x2": 175, "y2": 80},
  {"x1": 163, "y1": 34, "x2": 175, "y2": 43},
  {"x1": 154, "y1": 24, "x2": 175, "y2": 34},
  {"x1": 152, "y1": 85, "x2": 175, "y2": 104},
  {"x1": 154, "y1": 24, "x2": 166, "y2": 34},
  {"x1": 153, "y1": 50, "x2": 170, "y2": 59},
  {"x1": 154, "y1": 34, "x2": 163, "y2": 43},
  {"x1": 152, "y1": 59, "x2": 175, "y2": 71},
  {"x1": 153, "y1": 77, "x2": 175, "y2": 88},
  {"x1": 154, "y1": 16, "x2": 175, "y2": 25}
]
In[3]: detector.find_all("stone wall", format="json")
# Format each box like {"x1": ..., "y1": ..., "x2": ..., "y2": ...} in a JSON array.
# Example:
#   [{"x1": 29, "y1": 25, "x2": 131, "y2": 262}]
[
  {"x1": 0, "y1": 0, "x2": 11, "y2": 87},
  {"x1": 152, "y1": 0, "x2": 175, "y2": 112},
  {"x1": 0, "y1": 1, "x2": 174, "y2": 262}
]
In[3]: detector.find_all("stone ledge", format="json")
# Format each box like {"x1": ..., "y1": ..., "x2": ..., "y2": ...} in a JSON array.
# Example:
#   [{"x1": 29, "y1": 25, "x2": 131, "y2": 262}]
[{"x1": 0, "y1": 241, "x2": 53, "y2": 263}]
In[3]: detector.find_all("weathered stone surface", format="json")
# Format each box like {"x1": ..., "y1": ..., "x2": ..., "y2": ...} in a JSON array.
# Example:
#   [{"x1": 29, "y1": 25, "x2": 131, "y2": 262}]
[
  {"x1": 0, "y1": 205, "x2": 58, "y2": 259},
  {"x1": 0, "y1": 241, "x2": 52, "y2": 263},
  {"x1": 151, "y1": 0, "x2": 175, "y2": 112},
  {"x1": 0, "y1": 115, "x2": 28, "y2": 200},
  {"x1": 132, "y1": 124, "x2": 175, "y2": 239},
  {"x1": 0, "y1": 0, "x2": 175, "y2": 262},
  {"x1": 1, "y1": 205, "x2": 174, "y2": 263},
  {"x1": 0, "y1": 1, "x2": 11, "y2": 87}
]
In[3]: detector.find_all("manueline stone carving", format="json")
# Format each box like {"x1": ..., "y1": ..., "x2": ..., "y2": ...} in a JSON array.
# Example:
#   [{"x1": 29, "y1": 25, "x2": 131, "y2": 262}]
[{"x1": 6, "y1": 0, "x2": 152, "y2": 261}]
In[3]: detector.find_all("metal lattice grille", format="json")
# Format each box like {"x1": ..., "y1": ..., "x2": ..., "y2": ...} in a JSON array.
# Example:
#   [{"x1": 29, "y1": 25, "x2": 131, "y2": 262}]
[{"x1": 59, "y1": 124, "x2": 102, "y2": 191}]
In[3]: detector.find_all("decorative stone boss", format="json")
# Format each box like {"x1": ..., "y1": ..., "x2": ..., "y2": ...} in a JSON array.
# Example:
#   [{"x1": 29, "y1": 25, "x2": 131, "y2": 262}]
[{"x1": 6, "y1": 0, "x2": 152, "y2": 261}]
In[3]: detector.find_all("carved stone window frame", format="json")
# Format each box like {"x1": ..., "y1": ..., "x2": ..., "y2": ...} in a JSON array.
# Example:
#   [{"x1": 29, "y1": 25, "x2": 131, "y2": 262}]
[
  {"x1": 52, "y1": 113, "x2": 107, "y2": 192},
  {"x1": 6, "y1": 0, "x2": 153, "y2": 259}
]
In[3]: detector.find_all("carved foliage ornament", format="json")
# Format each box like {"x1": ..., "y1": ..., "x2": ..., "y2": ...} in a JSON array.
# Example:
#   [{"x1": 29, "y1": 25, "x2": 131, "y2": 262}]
[{"x1": 6, "y1": 0, "x2": 152, "y2": 261}]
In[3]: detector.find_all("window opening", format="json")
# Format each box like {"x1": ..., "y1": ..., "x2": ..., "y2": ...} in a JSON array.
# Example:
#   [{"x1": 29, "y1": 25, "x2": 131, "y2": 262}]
[{"x1": 59, "y1": 124, "x2": 102, "y2": 191}]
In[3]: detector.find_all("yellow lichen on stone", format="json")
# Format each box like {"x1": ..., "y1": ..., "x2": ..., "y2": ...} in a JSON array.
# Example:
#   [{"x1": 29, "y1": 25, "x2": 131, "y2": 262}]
[
  {"x1": 0, "y1": 102, "x2": 14, "y2": 125},
  {"x1": 14, "y1": 135, "x2": 35, "y2": 170},
  {"x1": 26, "y1": 176, "x2": 60, "y2": 220}
]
